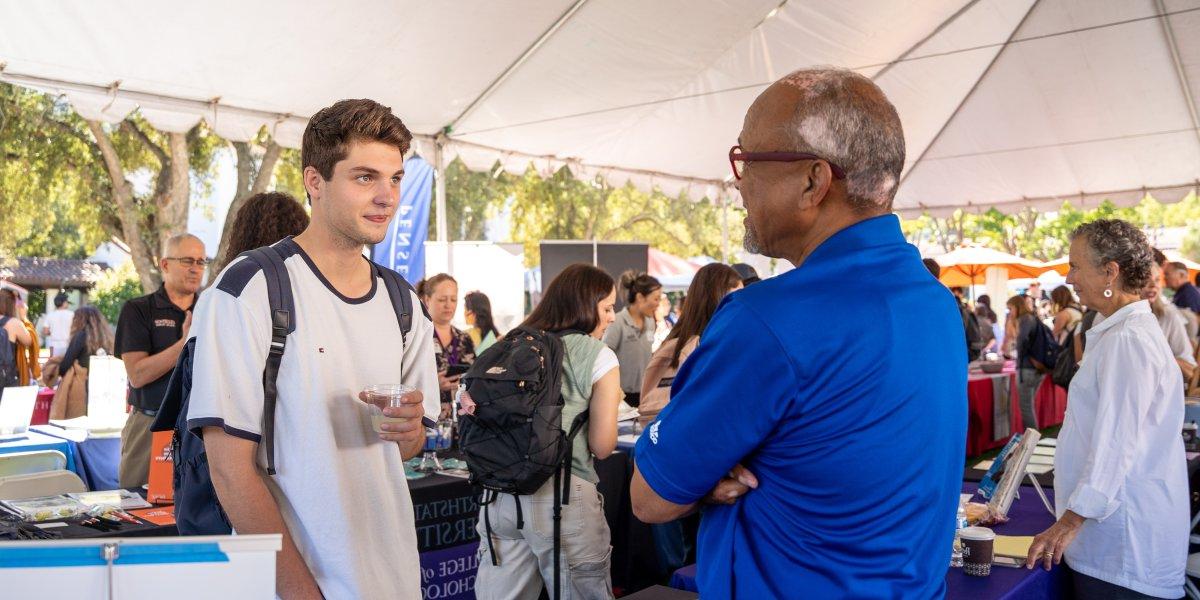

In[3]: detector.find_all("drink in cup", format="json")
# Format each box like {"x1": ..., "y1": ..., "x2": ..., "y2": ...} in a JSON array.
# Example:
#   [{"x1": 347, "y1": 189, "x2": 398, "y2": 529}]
[
  {"x1": 363, "y1": 384, "x2": 417, "y2": 433},
  {"x1": 958, "y1": 526, "x2": 995, "y2": 577}
]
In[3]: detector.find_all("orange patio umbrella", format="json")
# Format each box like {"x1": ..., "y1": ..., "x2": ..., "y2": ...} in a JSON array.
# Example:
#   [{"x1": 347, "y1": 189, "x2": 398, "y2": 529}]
[
  {"x1": 1046, "y1": 251, "x2": 1198, "y2": 280},
  {"x1": 1044, "y1": 256, "x2": 1069, "y2": 276},
  {"x1": 933, "y1": 246, "x2": 1049, "y2": 288}
]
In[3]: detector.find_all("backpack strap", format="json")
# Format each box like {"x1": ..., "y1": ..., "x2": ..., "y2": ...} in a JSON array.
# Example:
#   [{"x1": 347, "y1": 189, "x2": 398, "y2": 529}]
[
  {"x1": 371, "y1": 262, "x2": 422, "y2": 344},
  {"x1": 244, "y1": 246, "x2": 293, "y2": 476}
]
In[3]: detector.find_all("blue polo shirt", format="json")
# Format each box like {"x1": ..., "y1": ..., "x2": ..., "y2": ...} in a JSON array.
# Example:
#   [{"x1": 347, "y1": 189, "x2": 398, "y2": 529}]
[
  {"x1": 635, "y1": 214, "x2": 967, "y2": 599},
  {"x1": 1173, "y1": 282, "x2": 1200, "y2": 314}
]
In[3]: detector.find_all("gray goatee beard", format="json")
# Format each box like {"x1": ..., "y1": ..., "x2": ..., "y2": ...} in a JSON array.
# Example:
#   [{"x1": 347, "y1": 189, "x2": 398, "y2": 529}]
[{"x1": 743, "y1": 222, "x2": 762, "y2": 255}]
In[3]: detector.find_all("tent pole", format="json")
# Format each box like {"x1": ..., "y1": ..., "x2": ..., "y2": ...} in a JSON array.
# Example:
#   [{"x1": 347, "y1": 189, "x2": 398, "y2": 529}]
[
  {"x1": 720, "y1": 191, "x2": 730, "y2": 263},
  {"x1": 434, "y1": 135, "x2": 452, "y2": 275}
]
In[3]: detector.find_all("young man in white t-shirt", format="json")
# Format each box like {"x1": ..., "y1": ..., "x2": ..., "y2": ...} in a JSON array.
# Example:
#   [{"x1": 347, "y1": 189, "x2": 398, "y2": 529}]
[
  {"x1": 44, "y1": 293, "x2": 75, "y2": 356},
  {"x1": 187, "y1": 99, "x2": 440, "y2": 600}
]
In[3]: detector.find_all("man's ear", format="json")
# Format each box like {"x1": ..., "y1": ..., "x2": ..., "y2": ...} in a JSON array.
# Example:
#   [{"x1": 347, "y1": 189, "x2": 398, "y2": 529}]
[
  {"x1": 303, "y1": 166, "x2": 324, "y2": 203},
  {"x1": 797, "y1": 160, "x2": 834, "y2": 210}
]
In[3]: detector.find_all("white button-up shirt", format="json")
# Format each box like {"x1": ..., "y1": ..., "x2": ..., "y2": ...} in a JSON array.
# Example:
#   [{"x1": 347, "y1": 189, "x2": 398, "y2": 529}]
[{"x1": 1056, "y1": 300, "x2": 1188, "y2": 598}]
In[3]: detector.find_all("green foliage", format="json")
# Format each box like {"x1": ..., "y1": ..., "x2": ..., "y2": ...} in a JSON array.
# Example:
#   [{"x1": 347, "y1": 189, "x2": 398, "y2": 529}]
[
  {"x1": 0, "y1": 82, "x2": 222, "y2": 294},
  {"x1": 91, "y1": 262, "x2": 143, "y2": 325},
  {"x1": 26, "y1": 289, "x2": 46, "y2": 322},
  {"x1": 904, "y1": 193, "x2": 1200, "y2": 261},
  {"x1": 447, "y1": 159, "x2": 507, "y2": 241},
  {"x1": 438, "y1": 159, "x2": 739, "y2": 266},
  {"x1": 0, "y1": 84, "x2": 110, "y2": 258},
  {"x1": 273, "y1": 148, "x2": 305, "y2": 201},
  {"x1": 1182, "y1": 224, "x2": 1200, "y2": 262}
]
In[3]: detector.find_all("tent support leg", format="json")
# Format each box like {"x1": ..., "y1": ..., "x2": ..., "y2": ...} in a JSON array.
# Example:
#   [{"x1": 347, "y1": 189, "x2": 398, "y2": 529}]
[
  {"x1": 434, "y1": 135, "x2": 452, "y2": 275},
  {"x1": 720, "y1": 192, "x2": 730, "y2": 263}
]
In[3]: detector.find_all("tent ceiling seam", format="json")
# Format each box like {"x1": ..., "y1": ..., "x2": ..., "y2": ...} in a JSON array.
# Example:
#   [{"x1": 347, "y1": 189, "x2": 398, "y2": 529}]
[
  {"x1": 444, "y1": 0, "x2": 589, "y2": 134},
  {"x1": 451, "y1": 5, "x2": 1200, "y2": 138},
  {"x1": 898, "y1": 0, "x2": 1042, "y2": 190},
  {"x1": 873, "y1": 0, "x2": 982, "y2": 81},
  {"x1": 923, "y1": 126, "x2": 1200, "y2": 161},
  {"x1": 897, "y1": 180, "x2": 1200, "y2": 217},
  {"x1": 454, "y1": 0, "x2": 792, "y2": 139},
  {"x1": 1154, "y1": 0, "x2": 1200, "y2": 152}
]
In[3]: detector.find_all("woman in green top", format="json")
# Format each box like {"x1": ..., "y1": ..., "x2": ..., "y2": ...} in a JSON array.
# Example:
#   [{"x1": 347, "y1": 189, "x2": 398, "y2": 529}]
[
  {"x1": 464, "y1": 291, "x2": 501, "y2": 354},
  {"x1": 475, "y1": 264, "x2": 623, "y2": 600}
]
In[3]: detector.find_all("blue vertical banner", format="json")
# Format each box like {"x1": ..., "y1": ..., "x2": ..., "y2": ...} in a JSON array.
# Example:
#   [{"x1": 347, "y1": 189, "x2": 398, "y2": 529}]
[{"x1": 374, "y1": 155, "x2": 433, "y2": 284}]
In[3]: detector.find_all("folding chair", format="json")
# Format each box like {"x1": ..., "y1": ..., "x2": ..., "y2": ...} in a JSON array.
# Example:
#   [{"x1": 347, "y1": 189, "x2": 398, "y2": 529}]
[
  {"x1": 1187, "y1": 508, "x2": 1200, "y2": 599},
  {"x1": 0, "y1": 450, "x2": 67, "y2": 478},
  {"x1": 1189, "y1": 342, "x2": 1200, "y2": 397},
  {"x1": 0, "y1": 470, "x2": 86, "y2": 500}
]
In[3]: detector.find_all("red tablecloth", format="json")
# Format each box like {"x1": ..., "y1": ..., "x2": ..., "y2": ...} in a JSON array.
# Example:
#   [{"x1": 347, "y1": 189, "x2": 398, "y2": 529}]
[
  {"x1": 966, "y1": 367, "x2": 1021, "y2": 456},
  {"x1": 1034, "y1": 376, "x2": 1067, "y2": 429},
  {"x1": 966, "y1": 363, "x2": 1069, "y2": 457}
]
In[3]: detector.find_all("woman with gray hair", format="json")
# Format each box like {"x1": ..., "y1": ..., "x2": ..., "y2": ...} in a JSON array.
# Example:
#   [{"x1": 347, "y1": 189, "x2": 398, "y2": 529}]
[
  {"x1": 1142, "y1": 262, "x2": 1196, "y2": 382},
  {"x1": 1026, "y1": 219, "x2": 1186, "y2": 599}
]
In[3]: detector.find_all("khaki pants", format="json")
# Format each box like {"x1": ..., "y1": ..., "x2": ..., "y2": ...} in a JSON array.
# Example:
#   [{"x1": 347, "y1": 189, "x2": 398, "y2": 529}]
[
  {"x1": 119, "y1": 410, "x2": 155, "y2": 488},
  {"x1": 475, "y1": 474, "x2": 614, "y2": 600},
  {"x1": 1017, "y1": 367, "x2": 1041, "y2": 431}
]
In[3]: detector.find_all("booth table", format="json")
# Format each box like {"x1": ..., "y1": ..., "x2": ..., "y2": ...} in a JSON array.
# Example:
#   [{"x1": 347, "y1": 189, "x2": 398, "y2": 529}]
[
  {"x1": 945, "y1": 482, "x2": 1066, "y2": 599},
  {"x1": 0, "y1": 430, "x2": 79, "y2": 475},
  {"x1": 37, "y1": 451, "x2": 656, "y2": 598},
  {"x1": 29, "y1": 425, "x2": 121, "y2": 492},
  {"x1": 966, "y1": 362, "x2": 1067, "y2": 457},
  {"x1": 669, "y1": 481, "x2": 1066, "y2": 599},
  {"x1": 966, "y1": 367, "x2": 1021, "y2": 456}
]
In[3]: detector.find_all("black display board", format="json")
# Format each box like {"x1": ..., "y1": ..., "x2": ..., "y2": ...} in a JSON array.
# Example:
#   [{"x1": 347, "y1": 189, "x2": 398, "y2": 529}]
[{"x1": 540, "y1": 241, "x2": 649, "y2": 310}]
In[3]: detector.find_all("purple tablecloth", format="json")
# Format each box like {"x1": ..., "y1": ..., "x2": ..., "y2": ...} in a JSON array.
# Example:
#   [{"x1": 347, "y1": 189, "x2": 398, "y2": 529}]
[
  {"x1": 946, "y1": 482, "x2": 1066, "y2": 600},
  {"x1": 668, "y1": 481, "x2": 1067, "y2": 599}
]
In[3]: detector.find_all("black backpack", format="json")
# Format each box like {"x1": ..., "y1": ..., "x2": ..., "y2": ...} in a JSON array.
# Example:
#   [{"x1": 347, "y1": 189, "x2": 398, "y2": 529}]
[
  {"x1": 1052, "y1": 310, "x2": 1098, "y2": 388},
  {"x1": 458, "y1": 326, "x2": 589, "y2": 600},
  {"x1": 0, "y1": 316, "x2": 18, "y2": 389},
  {"x1": 960, "y1": 304, "x2": 984, "y2": 361},
  {"x1": 151, "y1": 243, "x2": 418, "y2": 535},
  {"x1": 1023, "y1": 318, "x2": 1060, "y2": 373}
]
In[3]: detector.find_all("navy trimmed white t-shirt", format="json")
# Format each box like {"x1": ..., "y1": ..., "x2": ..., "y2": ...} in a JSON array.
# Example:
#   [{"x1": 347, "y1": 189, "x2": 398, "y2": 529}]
[
  {"x1": 185, "y1": 238, "x2": 440, "y2": 599},
  {"x1": 635, "y1": 214, "x2": 967, "y2": 599}
]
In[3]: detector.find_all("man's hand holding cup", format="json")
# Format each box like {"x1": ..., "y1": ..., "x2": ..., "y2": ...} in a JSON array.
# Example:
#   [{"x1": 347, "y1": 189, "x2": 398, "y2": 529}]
[{"x1": 360, "y1": 384, "x2": 424, "y2": 446}]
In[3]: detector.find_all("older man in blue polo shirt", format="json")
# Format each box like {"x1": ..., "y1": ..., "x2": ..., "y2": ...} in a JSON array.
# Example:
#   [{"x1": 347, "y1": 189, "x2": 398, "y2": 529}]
[{"x1": 631, "y1": 68, "x2": 967, "y2": 598}]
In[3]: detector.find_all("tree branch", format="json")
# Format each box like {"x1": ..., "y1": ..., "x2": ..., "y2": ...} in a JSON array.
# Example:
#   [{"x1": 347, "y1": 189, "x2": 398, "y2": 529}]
[
  {"x1": 251, "y1": 141, "x2": 282, "y2": 195},
  {"x1": 121, "y1": 119, "x2": 168, "y2": 166},
  {"x1": 85, "y1": 119, "x2": 159, "y2": 291}
]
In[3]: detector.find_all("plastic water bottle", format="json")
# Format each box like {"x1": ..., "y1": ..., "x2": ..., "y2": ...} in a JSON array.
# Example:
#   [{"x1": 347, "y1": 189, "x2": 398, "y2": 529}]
[{"x1": 950, "y1": 504, "x2": 968, "y2": 567}]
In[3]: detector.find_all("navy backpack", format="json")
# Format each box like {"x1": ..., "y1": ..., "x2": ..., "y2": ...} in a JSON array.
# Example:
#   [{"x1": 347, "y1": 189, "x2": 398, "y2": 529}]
[{"x1": 151, "y1": 243, "x2": 418, "y2": 534}]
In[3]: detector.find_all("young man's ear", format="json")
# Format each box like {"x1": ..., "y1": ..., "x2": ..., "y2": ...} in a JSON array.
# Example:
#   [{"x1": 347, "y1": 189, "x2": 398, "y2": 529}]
[{"x1": 303, "y1": 166, "x2": 324, "y2": 203}]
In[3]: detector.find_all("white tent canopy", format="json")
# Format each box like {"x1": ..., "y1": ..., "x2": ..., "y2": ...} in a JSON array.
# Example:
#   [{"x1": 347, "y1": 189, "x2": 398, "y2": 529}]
[{"x1": 2, "y1": 0, "x2": 1198, "y2": 217}]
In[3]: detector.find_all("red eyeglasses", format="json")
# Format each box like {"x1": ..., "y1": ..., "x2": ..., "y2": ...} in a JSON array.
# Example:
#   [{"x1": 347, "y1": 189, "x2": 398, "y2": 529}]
[{"x1": 728, "y1": 145, "x2": 847, "y2": 181}]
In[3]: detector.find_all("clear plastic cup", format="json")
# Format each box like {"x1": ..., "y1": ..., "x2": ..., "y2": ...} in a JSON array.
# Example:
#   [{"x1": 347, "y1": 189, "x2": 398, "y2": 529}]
[{"x1": 363, "y1": 384, "x2": 417, "y2": 433}]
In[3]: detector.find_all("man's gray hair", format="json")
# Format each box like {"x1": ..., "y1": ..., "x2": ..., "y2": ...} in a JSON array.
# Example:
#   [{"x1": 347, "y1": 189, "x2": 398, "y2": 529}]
[
  {"x1": 778, "y1": 68, "x2": 906, "y2": 212},
  {"x1": 161, "y1": 233, "x2": 204, "y2": 257}
]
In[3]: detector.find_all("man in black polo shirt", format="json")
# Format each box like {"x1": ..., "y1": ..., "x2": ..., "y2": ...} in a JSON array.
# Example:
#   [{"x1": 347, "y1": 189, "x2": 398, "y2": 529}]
[{"x1": 114, "y1": 233, "x2": 206, "y2": 487}]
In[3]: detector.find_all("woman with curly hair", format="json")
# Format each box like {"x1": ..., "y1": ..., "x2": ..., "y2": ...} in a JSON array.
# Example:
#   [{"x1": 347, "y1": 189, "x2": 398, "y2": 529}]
[
  {"x1": 43, "y1": 306, "x2": 115, "y2": 419},
  {"x1": 218, "y1": 191, "x2": 310, "y2": 269},
  {"x1": 1026, "y1": 219, "x2": 1187, "y2": 599}
]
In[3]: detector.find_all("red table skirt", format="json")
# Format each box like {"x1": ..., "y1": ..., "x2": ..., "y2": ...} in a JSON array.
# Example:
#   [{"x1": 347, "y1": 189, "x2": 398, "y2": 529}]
[
  {"x1": 966, "y1": 372, "x2": 1019, "y2": 456},
  {"x1": 31, "y1": 387, "x2": 55, "y2": 426},
  {"x1": 1034, "y1": 375, "x2": 1068, "y2": 429},
  {"x1": 966, "y1": 371, "x2": 1067, "y2": 457}
]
